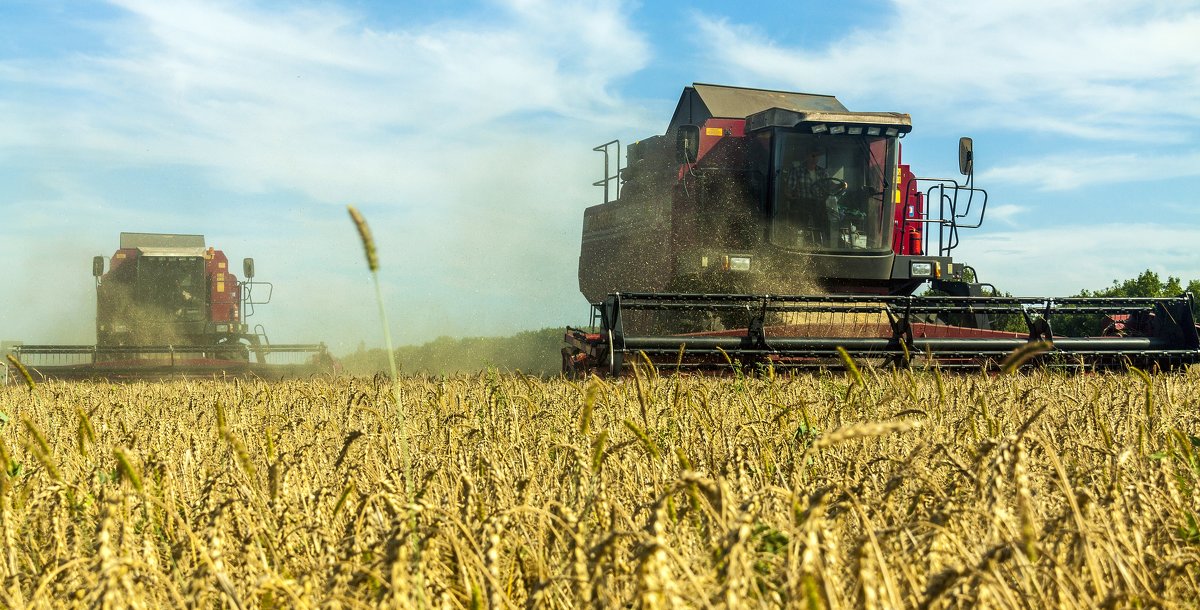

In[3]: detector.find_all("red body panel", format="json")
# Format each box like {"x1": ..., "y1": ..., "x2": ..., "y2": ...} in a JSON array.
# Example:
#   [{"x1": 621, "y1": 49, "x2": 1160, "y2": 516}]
[
  {"x1": 677, "y1": 118, "x2": 750, "y2": 180},
  {"x1": 107, "y1": 248, "x2": 139, "y2": 274},
  {"x1": 204, "y1": 248, "x2": 242, "y2": 324},
  {"x1": 893, "y1": 163, "x2": 924, "y2": 255},
  {"x1": 698, "y1": 118, "x2": 747, "y2": 157},
  {"x1": 669, "y1": 117, "x2": 759, "y2": 284}
]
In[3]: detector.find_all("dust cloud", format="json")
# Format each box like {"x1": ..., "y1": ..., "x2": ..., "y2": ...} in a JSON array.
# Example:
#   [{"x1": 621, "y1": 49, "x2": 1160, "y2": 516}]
[{"x1": 0, "y1": 237, "x2": 100, "y2": 346}]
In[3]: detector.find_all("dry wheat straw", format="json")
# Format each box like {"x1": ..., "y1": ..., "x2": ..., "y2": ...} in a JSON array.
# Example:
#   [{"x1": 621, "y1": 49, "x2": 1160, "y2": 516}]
[
  {"x1": 0, "y1": 367, "x2": 1196, "y2": 607},
  {"x1": 5, "y1": 354, "x2": 34, "y2": 391}
]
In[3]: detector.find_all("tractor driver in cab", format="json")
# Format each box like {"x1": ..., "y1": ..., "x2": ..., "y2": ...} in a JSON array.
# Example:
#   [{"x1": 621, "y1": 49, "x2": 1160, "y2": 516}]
[
  {"x1": 799, "y1": 150, "x2": 848, "y2": 200},
  {"x1": 780, "y1": 149, "x2": 849, "y2": 249}
]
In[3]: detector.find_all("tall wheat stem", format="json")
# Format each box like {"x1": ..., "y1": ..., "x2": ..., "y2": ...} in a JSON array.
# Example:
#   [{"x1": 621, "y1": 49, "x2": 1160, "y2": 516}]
[
  {"x1": 347, "y1": 206, "x2": 409, "y2": 469},
  {"x1": 348, "y1": 205, "x2": 422, "y2": 603},
  {"x1": 373, "y1": 275, "x2": 400, "y2": 385}
]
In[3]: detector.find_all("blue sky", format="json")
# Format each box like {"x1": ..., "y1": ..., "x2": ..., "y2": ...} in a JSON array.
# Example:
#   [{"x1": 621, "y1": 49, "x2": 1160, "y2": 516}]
[{"x1": 3, "y1": 0, "x2": 1199, "y2": 352}]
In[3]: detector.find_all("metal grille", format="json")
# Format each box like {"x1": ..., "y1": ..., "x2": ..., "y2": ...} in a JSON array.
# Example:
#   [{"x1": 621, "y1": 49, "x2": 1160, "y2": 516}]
[
  {"x1": 7, "y1": 343, "x2": 330, "y2": 383},
  {"x1": 583, "y1": 292, "x2": 1200, "y2": 374}
]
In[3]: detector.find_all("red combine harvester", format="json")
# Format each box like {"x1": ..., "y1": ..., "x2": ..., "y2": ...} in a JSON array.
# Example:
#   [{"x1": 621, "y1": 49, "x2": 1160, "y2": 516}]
[
  {"x1": 564, "y1": 84, "x2": 1200, "y2": 375},
  {"x1": 6, "y1": 232, "x2": 332, "y2": 382}
]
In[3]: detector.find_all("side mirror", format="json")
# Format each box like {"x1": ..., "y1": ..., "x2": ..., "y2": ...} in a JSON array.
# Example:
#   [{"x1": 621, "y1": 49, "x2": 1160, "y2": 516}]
[
  {"x1": 243, "y1": 257, "x2": 255, "y2": 279},
  {"x1": 675, "y1": 125, "x2": 700, "y2": 164},
  {"x1": 958, "y1": 137, "x2": 974, "y2": 176},
  {"x1": 92, "y1": 256, "x2": 104, "y2": 277}
]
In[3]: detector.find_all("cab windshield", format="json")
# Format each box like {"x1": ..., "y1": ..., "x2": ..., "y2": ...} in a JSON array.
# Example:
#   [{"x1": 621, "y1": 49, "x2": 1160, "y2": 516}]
[
  {"x1": 770, "y1": 131, "x2": 896, "y2": 252},
  {"x1": 136, "y1": 256, "x2": 206, "y2": 322}
]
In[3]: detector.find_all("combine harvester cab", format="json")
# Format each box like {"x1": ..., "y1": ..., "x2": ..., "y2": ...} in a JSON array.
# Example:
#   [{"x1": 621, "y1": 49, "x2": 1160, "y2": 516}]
[
  {"x1": 564, "y1": 84, "x2": 1200, "y2": 376},
  {"x1": 7, "y1": 232, "x2": 333, "y2": 383}
]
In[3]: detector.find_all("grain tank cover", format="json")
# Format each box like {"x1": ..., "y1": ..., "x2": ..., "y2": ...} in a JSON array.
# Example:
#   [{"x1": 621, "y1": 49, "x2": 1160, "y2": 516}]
[
  {"x1": 119, "y1": 232, "x2": 207, "y2": 258},
  {"x1": 668, "y1": 83, "x2": 848, "y2": 130},
  {"x1": 135, "y1": 247, "x2": 208, "y2": 257},
  {"x1": 119, "y1": 232, "x2": 205, "y2": 249},
  {"x1": 746, "y1": 109, "x2": 912, "y2": 133}
]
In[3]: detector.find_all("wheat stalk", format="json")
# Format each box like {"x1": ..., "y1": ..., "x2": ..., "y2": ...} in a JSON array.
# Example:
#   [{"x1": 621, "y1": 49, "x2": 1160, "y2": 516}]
[
  {"x1": 5, "y1": 354, "x2": 35, "y2": 391},
  {"x1": 0, "y1": 362, "x2": 1196, "y2": 606}
]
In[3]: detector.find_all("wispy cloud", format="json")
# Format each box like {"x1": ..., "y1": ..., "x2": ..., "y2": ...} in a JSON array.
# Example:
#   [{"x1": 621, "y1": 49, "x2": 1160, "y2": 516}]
[
  {"x1": 692, "y1": 0, "x2": 1200, "y2": 138},
  {"x1": 4, "y1": 0, "x2": 651, "y2": 203},
  {"x1": 982, "y1": 204, "x2": 1026, "y2": 226},
  {"x1": 957, "y1": 222, "x2": 1200, "y2": 296},
  {"x1": 0, "y1": 0, "x2": 652, "y2": 347},
  {"x1": 980, "y1": 151, "x2": 1200, "y2": 191}
]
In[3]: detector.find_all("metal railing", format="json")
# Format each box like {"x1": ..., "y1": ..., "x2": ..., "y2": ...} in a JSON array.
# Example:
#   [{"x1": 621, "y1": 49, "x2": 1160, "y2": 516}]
[
  {"x1": 6, "y1": 343, "x2": 331, "y2": 383},
  {"x1": 899, "y1": 176, "x2": 989, "y2": 257},
  {"x1": 578, "y1": 292, "x2": 1200, "y2": 374},
  {"x1": 592, "y1": 140, "x2": 622, "y2": 204}
]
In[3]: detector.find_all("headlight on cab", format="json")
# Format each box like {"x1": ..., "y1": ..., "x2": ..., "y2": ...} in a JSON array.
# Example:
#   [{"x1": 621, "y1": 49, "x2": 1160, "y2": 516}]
[
  {"x1": 724, "y1": 255, "x2": 752, "y2": 272},
  {"x1": 910, "y1": 261, "x2": 934, "y2": 278}
]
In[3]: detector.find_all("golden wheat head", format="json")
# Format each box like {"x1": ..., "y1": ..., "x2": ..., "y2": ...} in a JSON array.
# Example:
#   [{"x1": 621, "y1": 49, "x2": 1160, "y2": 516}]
[{"x1": 347, "y1": 205, "x2": 379, "y2": 272}]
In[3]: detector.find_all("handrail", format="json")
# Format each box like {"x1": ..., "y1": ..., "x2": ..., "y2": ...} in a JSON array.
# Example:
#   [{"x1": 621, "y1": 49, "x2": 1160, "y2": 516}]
[
  {"x1": 902, "y1": 175, "x2": 988, "y2": 257},
  {"x1": 592, "y1": 140, "x2": 621, "y2": 204}
]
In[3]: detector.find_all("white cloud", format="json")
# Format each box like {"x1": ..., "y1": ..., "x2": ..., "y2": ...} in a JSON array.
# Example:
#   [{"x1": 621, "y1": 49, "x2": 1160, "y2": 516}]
[
  {"x1": 0, "y1": 0, "x2": 651, "y2": 347},
  {"x1": 692, "y1": 0, "x2": 1200, "y2": 137},
  {"x1": 981, "y1": 151, "x2": 1200, "y2": 191},
  {"x1": 2, "y1": 0, "x2": 652, "y2": 203},
  {"x1": 982, "y1": 204, "x2": 1026, "y2": 226},
  {"x1": 956, "y1": 222, "x2": 1200, "y2": 296}
]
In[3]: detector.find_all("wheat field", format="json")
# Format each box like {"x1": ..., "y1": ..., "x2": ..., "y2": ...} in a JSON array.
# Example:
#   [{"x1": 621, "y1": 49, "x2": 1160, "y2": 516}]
[{"x1": 0, "y1": 367, "x2": 1198, "y2": 608}]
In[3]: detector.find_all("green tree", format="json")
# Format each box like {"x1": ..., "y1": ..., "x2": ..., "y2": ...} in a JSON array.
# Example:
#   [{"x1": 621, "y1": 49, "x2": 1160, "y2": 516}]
[
  {"x1": 982, "y1": 270, "x2": 1200, "y2": 337},
  {"x1": 1054, "y1": 270, "x2": 1200, "y2": 336},
  {"x1": 1078, "y1": 270, "x2": 1187, "y2": 299},
  {"x1": 338, "y1": 328, "x2": 569, "y2": 377}
]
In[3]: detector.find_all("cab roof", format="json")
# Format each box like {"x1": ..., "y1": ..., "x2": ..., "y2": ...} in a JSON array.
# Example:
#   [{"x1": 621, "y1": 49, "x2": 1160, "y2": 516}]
[{"x1": 668, "y1": 83, "x2": 849, "y2": 130}]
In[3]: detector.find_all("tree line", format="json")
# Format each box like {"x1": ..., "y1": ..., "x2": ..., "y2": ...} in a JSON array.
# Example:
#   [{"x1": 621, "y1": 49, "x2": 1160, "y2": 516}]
[{"x1": 337, "y1": 270, "x2": 1200, "y2": 376}]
